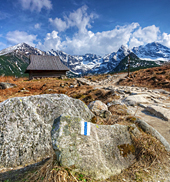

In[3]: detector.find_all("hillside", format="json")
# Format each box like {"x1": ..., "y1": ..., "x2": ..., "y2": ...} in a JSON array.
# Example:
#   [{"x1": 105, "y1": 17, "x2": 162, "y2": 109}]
[
  {"x1": 113, "y1": 52, "x2": 160, "y2": 73},
  {"x1": 118, "y1": 62, "x2": 170, "y2": 91},
  {"x1": 0, "y1": 43, "x2": 45, "y2": 77},
  {"x1": 0, "y1": 54, "x2": 29, "y2": 77}
]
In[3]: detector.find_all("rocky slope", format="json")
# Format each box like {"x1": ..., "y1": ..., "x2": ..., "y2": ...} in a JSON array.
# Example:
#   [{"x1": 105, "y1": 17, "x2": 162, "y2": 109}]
[{"x1": 132, "y1": 42, "x2": 170, "y2": 61}]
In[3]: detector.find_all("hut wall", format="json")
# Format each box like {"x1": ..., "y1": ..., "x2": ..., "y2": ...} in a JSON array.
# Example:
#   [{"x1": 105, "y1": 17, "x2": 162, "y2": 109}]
[{"x1": 29, "y1": 70, "x2": 67, "y2": 79}]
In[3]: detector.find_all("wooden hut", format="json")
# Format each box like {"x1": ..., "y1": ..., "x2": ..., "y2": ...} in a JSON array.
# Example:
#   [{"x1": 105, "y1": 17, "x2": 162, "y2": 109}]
[{"x1": 25, "y1": 55, "x2": 69, "y2": 80}]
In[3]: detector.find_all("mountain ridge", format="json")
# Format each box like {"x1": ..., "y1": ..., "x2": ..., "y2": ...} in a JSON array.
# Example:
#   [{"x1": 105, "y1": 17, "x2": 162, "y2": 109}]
[{"x1": 0, "y1": 42, "x2": 169, "y2": 76}]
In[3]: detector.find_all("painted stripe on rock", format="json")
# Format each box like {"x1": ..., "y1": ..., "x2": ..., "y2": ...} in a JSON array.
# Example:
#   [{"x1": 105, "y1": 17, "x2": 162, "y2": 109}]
[{"x1": 81, "y1": 121, "x2": 90, "y2": 136}]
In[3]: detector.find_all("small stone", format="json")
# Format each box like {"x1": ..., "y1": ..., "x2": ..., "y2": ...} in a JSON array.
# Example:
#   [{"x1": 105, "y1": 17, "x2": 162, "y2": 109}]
[
  {"x1": 0, "y1": 82, "x2": 17, "y2": 89},
  {"x1": 95, "y1": 110, "x2": 112, "y2": 118},
  {"x1": 88, "y1": 100, "x2": 108, "y2": 113}
]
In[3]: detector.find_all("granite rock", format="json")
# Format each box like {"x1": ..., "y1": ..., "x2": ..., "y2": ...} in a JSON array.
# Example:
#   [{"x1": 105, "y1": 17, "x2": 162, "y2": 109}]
[
  {"x1": 51, "y1": 115, "x2": 139, "y2": 180},
  {"x1": 0, "y1": 94, "x2": 94, "y2": 168}
]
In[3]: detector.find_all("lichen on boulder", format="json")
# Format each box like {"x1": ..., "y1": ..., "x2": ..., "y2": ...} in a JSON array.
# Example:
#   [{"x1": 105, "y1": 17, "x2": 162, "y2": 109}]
[
  {"x1": 0, "y1": 94, "x2": 94, "y2": 168},
  {"x1": 51, "y1": 115, "x2": 140, "y2": 180}
]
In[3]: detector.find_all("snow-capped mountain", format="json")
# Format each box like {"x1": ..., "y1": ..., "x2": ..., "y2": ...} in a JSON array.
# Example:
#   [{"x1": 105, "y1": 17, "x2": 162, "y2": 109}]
[
  {"x1": 132, "y1": 42, "x2": 170, "y2": 61},
  {"x1": 0, "y1": 42, "x2": 170, "y2": 76},
  {"x1": 0, "y1": 43, "x2": 46, "y2": 76},
  {"x1": 47, "y1": 49, "x2": 103, "y2": 74},
  {"x1": 0, "y1": 43, "x2": 45, "y2": 57},
  {"x1": 47, "y1": 45, "x2": 131, "y2": 74},
  {"x1": 92, "y1": 45, "x2": 131, "y2": 74}
]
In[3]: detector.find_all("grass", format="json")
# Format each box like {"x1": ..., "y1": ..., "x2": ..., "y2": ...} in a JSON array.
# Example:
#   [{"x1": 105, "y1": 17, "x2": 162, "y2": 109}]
[
  {"x1": 4, "y1": 152, "x2": 96, "y2": 182},
  {"x1": 118, "y1": 63, "x2": 170, "y2": 91},
  {"x1": 108, "y1": 104, "x2": 128, "y2": 116}
]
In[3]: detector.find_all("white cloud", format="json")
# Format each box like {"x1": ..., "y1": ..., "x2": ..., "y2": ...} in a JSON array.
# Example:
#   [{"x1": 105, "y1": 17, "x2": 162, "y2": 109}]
[
  {"x1": 49, "y1": 18, "x2": 67, "y2": 32},
  {"x1": 6, "y1": 30, "x2": 37, "y2": 46},
  {"x1": 38, "y1": 6, "x2": 170, "y2": 55},
  {"x1": 129, "y1": 25, "x2": 160, "y2": 48},
  {"x1": 38, "y1": 23, "x2": 140, "y2": 55},
  {"x1": 38, "y1": 31, "x2": 62, "y2": 51},
  {"x1": 19, "y1": 0, "x2": 52, "y2": 12},
  {"x1": 49, "y1": 5, "x2": 97, "y2": 33},
  {"x1": 34, "y1": 23, "x2": 41, "y2": 29},
  {"x1": 160, "y1": 33, "x2": 170, "y2": 47}
]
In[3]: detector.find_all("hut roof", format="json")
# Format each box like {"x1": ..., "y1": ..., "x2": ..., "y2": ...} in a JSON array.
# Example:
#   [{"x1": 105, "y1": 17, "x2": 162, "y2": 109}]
[{"x1": 25, "y1": 55, "x2": 69, "y2": 73}]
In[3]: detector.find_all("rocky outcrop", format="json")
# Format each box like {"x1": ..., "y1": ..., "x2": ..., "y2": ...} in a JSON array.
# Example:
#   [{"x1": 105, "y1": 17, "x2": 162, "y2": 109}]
[
  {"x1": 51, "y1": 115, "x2": 140, "y2": 180},
  {"x1": 135, "y1": 118, "x2": 170, "y2": 151},
  {"x1": 0, "y1": 82, "x2": 17, "y2": 89},
  {"x1": 0, "y1": 94, "x2": 94, "y2": 168},
  {"x1": 146, "y1": 105, "x2": 170, "y2": 121},
  {"x1": 124, "y1": 94, "x2": 150, "y2": 106}
]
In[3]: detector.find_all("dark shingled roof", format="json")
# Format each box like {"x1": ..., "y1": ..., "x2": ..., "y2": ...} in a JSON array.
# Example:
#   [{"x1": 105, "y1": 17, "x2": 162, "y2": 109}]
[{"x1": 25, "y1": 55, "x2": 69, "y2": 73}]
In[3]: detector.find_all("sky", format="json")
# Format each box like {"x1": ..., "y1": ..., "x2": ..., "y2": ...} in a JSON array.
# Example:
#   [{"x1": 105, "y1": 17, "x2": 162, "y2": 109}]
[{"x1": 1, "y1": 0, "x2": 170, "y2": 56}]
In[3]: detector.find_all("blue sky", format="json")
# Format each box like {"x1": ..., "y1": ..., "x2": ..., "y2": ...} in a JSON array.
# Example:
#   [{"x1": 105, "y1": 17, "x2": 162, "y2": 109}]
[{"x1": 0, "y1": 0, "x2": 170, "y2": 55}]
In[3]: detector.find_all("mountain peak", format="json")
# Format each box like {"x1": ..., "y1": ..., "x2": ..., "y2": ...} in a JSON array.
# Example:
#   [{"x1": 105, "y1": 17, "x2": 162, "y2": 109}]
[
  {"x1": 0, "y1": 43, "x2": 45, "y2": 56},
  {"x1": 120, "y1": 45, "x2": 127, "y2": 49},
  {"x1": 132, "y1": 42, "x2": 170, "y2": 61},
  {"x1": 146, "y1": 42, "x2": 160, "y2": 47}
]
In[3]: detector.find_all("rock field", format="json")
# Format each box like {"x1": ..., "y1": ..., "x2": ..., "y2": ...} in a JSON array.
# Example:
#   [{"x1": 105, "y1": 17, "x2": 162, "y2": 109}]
[
  {"x1": 0, "y1": 71, "x2": 170, "y2": 181},
  {"x1": 77, "y1": 74, "x2": 170, "y2": 145}
]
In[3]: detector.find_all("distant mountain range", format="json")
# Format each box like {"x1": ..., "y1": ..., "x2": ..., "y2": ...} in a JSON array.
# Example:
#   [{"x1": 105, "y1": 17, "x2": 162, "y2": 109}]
[{"x1": 0, "y1": 42, "x2": 169, "y2": 77}]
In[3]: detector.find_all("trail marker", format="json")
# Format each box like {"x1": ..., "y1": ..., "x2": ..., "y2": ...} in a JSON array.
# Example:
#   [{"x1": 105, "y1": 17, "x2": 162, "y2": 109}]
[{"x1": 81, "y1": 121, "x2": 91, "y2": 136}]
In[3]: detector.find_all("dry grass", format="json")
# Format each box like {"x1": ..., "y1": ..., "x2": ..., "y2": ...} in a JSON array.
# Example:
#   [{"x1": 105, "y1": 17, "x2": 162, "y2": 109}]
[
  {"x1": 118, "y1": 64, "x2": 170, "y2": 91},
  {"x1": 109, "y1": 131, "x2": 169, "y2": 182},
  {"x1": 108, "y1": 104, "x2": 128, "y2": 116},
  {"x1": 18, "y1": 152, "x2": 95, "y2": 182},
  {"x1": 70, "y1": 88, "x2": 120, "y2": 105},
  {"x1": 0, "y1": 66, "x2": 170, "y2": 181}
]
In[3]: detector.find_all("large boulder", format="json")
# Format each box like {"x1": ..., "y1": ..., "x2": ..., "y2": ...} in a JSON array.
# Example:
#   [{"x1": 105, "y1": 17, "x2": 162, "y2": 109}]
[
  {"x1": 51, "y1": 115, "x2": 140, "y2": 180},
  {"x1": 0, "y1": 94, "x2": 94, "y2": 168}
]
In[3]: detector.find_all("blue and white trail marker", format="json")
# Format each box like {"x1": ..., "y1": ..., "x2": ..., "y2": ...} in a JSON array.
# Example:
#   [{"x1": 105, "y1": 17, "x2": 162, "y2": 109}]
[{"x1": 81, "y1": 121, "x2": 91, "y2": 136}]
